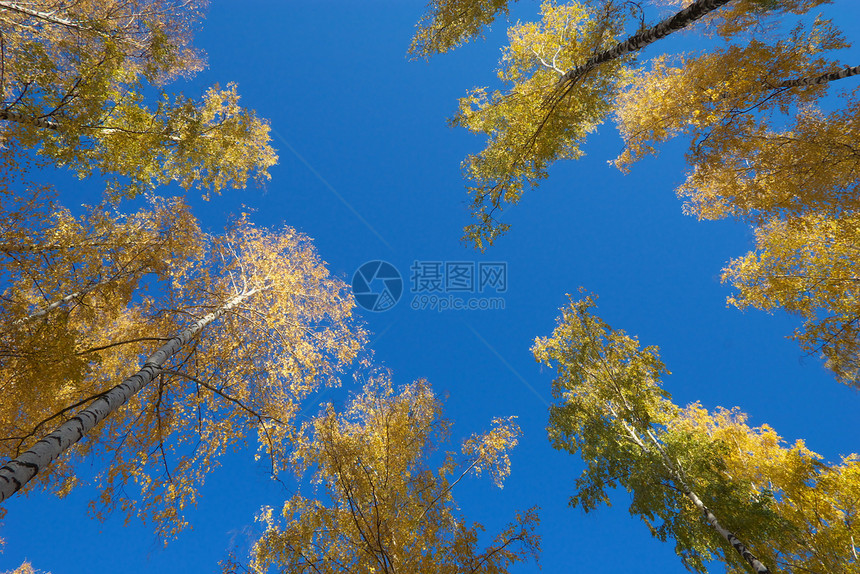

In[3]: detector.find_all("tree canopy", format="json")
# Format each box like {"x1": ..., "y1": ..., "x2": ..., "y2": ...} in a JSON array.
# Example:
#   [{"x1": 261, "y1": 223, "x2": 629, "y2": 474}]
[
  {"x1": 414, "y1": 0, "x2": 860, "y2": 386},
  {"x1": 0, "y1": 0, "x2": 277, "y2": 198},
  {"x1": 1, "y1": 2, "x2": 858, "y2": 572},
  {"x1": 0, "y1": 202, "x2": 366, "y2": 540},
  {"x1": 426, "y1": 0, "x2": 850, "y2": 248},
  {"x1": 535, "y1": 292, "x2": 859, "y2": 573},
  {"x1": 238, "y1": 376, "x2": 540, "y2": 574}
]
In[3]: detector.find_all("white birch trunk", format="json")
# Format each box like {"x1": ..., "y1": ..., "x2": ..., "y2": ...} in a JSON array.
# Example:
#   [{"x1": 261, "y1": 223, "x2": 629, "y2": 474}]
[
  {"x1": 617, "y1": 418, "x2": 771, "y2": 573},
  {"x1": 779, "y1": 64, "x2": 860, "y2": 88},
  {"x1": 12, "y1": 271, "x2": 144, "y2": 325},
  {"x1": 557, "y1": 0, "x2": 733, "y2": 87},
  {"x1": 0, "y1": 287, "x2": 261, "y2": 503},
  {"x1": 0, "y1": 108, "x2": 197, "y2": 144},
  {"x1": 0, "y1": 1, "x2": 90, "y2": 30},
  {"x1": 12, "y1": 289, "x2": 93, "y2": 326},
  {"x1": 683, "y1": 488, "x2": 770, "y2": 574},
  {"x1": 0, "y1": 109, "x2": 60, "y2": 131}
]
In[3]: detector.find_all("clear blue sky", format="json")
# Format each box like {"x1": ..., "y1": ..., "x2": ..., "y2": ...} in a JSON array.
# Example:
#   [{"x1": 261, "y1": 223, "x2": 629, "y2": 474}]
[{"x1": 2, "y1": 1, "x2": 859, "y2": 572}]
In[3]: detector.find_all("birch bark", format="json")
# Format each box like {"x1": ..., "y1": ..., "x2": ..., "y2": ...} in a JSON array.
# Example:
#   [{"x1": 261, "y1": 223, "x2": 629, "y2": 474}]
[
  {"x1": 0, "y1": 286, "x2": 264, "y2": 502},
  {"x1": 12, "y1": 290, "x2": 85, "y2": 325},
  {"x1": 612, "y1": 408, "x2": 771, "y2": 573},
  {"x1": 557, "y1": 0, "x2": 734, "y2": 87},
  {"x1": 0, "y1": 110, "x2": 60, "y2": 131},
  {"x1": 634, "y1": 423, "x2": 770, "y2": 574},
  {"x1": 778, "y1": 64, "x2": 860, "y2": 88},
  {"x1": 683, "y1": 488, "x2": 770, "y2": 574},
  {"x1": 0, "y1": 1, "x2": 90, "y2": 30},
  {"x1": 0, "y1": 108, "x2": 187, "y2": 143}
]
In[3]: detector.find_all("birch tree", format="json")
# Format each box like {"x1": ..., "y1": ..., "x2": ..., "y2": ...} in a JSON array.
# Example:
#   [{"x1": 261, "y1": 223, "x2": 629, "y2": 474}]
[
  {"x1": 412, "y1": 0, "x2": 853, "y2": 247},
  {"x1": 612, "y1": 21, "x2": 860, "y2": 384},
  {"x1": 0, "y1": 197, "x2": 203, "y2": 498},
  {"x1": 532, "y1": 292, "x2": 774, "y2": 572},
  {"x1": 671, "y1": 404, "x2": 860, "y2": 573},
  {"x1": 0, "y1": 213, "x2": 366, "y2": 541},
  {"x1": 416, "y1": 0, "x2": 860, "y2": 384},
  {"x1": 0, "y1": 0, "x2": 276, "y2": 198},
  {"x1": 533, "y1": 292, "x2": 860, "y2": 572},
  {"x1": 421, "y1": 0, "x2": 744, "y2": 247},
  {"x1": 452, "y1": 0, "x2": 630, "y2": 249},
  {"x1": 722, "y1": 211, "x2": 860, "y2": 387},
  {"x1": 235, "y1": 376, "x2": 540, "y2": 574}
]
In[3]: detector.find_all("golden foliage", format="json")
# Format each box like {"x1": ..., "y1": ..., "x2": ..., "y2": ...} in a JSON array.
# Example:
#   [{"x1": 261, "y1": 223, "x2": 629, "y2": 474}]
[
  {"x1": 2, "y1": 562, "x2": 45, "y2": 574},
  {"x1": 609, "y1": 3, "x2": 859, "y2": 383},
  {"x1": 0, "y1": 0, "x2": 277, "y2": 197},
  {"x1": 410, "y1": 0, "x2": 516, "y2": 58},
  {"x1": 613, "y1": 15, "x2": 847, "y2": 184},
  {"x1": 0, "y1": 202, "x2": 366, "y2": 541},
  {"x1": 241, "y1": 376, "x2": 539, "y2": 574},
  {"x1": 536, "y1": 293, "x2": 860, "y2": 573},
  {"x1": 673, "y1": 404, "x2": 860, "y2": 574},
  {"x1": 424, "y1": 0, "x2": 859, "y2": 383},
  {"x1": 677, "y1": 96, "x2": 860, "y2": 222},
  {"x1": 723, "y1": 212, "x2": 860, "y2": 386},
  {"x1": 454, "y1": 0, "x2": 628, "y2": 249},
  {"x1": 429, "y1": 0, "x2": 848, "y2": 248}
]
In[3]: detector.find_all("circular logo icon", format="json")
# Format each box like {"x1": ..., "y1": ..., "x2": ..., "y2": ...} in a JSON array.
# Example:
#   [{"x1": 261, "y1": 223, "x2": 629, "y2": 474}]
[{"x1": 352, "y1": 261, "x2": 403, "y2": 312}]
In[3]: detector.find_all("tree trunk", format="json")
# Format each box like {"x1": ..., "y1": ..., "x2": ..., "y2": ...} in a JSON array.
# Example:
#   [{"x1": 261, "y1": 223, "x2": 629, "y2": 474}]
[
  {"x1": 0, "y1": 108, "x2": 195, "y2": 144},
  {"x1": 558, "y1": 0, "x2": 733, "y2": 87},
  {"x1": 0, "y1": 109, "x2": 59, "y2": 131},
  {"x1": 618, "y1": 420, "x2": 771, "y2": 574},
  {"x1": 0, "y1": 287, "x2": 263, "y2": 503},
  {"x1": 0, "y1": 1, "x2": 89, "y2": 31},
  {"x1": 11, "y1": 264, "x2": 151, "y2": 325},
  {"x1": 683, "y1": 488, "x2": 770, "y2": 574},
  {"x1": 12, "y1": 289, "x2": 85, "y2": 325},
  {"x1": 778, "y1": 64, "x2": 860, "y2": 88}
]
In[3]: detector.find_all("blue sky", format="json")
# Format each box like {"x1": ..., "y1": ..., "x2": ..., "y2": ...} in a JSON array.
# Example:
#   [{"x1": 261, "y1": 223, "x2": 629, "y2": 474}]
[{"x1": 2, "y1": 1, "x2": 860, "y2": 572}]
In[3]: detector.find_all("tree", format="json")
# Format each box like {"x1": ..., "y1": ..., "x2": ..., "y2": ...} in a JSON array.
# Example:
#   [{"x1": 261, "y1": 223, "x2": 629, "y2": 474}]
[
  {"x1": 233, "y1": 376, "x2": 540, "y2": 574},
  {"x1": 722, "y1": 211, "x2": 860, "y2": 387},
  {"x1": 0, "y1": 196, "x2": 204, "y2": 505},
  {"x1": 416, "y1": 0, "x2": 747, "y2": 247},
  {"x1": 416, "y1": 0, "x2": 860, "y2": 383},
  {"x1": 0, "y1": 210, "x2": 366, "y2": 541},
  {"x1": 610, "y1": 13, "x2": 860, "y2": 383},
  {"x1": 410, "y1": 0, "x2": 520, "y2": 58},
  {"x1": 533, "y1": 292, "x2": 860, "y2": 573},
  {"x1": 410, "y1": 0, "x2": 853, "y2": 247},
  {"x1": 451, "y1": 0, "x2": 630, "y2": 249},
  {"x1": 0, "y1": 0, "x2": 277, "y2": 198}
]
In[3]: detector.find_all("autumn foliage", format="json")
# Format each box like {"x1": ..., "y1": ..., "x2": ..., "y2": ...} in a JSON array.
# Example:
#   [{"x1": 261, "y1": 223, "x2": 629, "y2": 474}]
[
  {"x1": 240, "y1": 376, "x2": 540, "y2": 574},
  {"x1": 1, "y1": 1, "x2": 859, "y2": 573},
  {"x1": 0, "y1": 0, "x2": 277, "y2": 198},
  {"x1": 536, "y1": 293, "x2": 859, "y2": 573}
]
